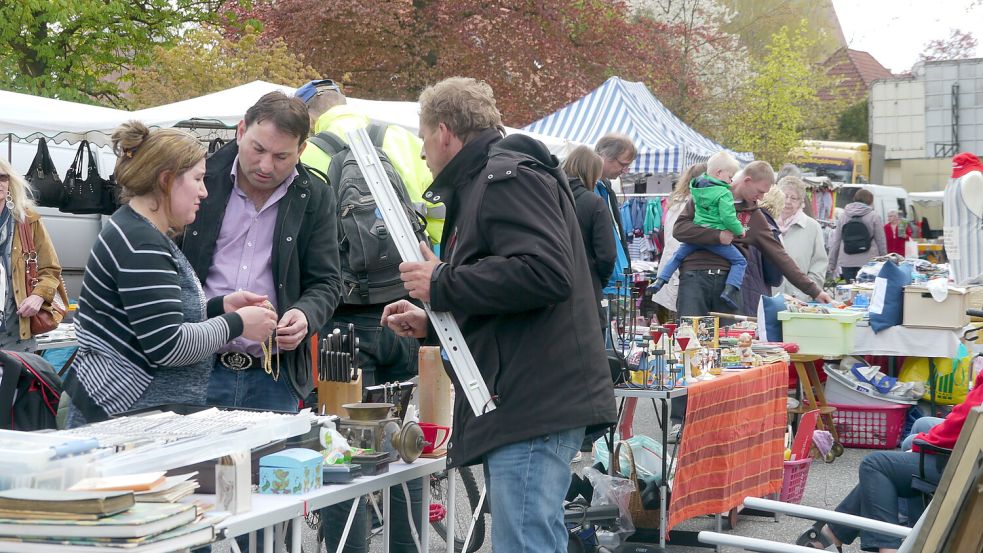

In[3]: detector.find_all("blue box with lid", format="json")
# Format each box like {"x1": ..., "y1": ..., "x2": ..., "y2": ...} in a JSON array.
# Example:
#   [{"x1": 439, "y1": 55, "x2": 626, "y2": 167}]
[{"x1": 258, "y1": 448, "x2": 323, "y2": 494}]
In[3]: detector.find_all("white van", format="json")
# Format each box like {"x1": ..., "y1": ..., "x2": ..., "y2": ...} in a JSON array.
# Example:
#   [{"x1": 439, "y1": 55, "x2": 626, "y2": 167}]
[
  {"x1": 835, "y1": 184, "x2": 909, "y2": 224},
  {"x1": 3, "y1": 139, "x2": 117, "y2": 298}
]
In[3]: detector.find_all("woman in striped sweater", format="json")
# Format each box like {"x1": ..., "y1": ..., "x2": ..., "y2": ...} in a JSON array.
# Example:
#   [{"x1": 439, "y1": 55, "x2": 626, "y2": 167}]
[{"x1": 63, "y1": 122, "x2": 278, "y2": 425}]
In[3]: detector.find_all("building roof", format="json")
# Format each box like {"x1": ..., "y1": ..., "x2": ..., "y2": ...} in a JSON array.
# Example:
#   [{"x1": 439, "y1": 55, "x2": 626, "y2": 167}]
[{"x1": 821, "y1": 47, "x2": 893, "y2": 102}]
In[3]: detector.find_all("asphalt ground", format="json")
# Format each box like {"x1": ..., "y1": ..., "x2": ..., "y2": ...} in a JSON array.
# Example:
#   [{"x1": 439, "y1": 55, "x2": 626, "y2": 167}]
[{"x1": 213, "y1": 394, "x2": 882, "y2": 552}]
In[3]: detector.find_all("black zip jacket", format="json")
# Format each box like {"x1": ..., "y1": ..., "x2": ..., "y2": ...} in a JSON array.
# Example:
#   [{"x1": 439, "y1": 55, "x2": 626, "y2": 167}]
[{"x1": 424, "y1": 129, "x2": 616, "y2": 468}]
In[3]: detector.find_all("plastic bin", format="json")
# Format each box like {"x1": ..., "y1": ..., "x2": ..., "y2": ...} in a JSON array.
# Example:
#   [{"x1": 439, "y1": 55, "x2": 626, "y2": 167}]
[
  {"x1": 777, "y1": 311, "x2": 863, "y2": 356},
  {"x1": 829, "y1": 403, "x2": 910, "y2": 449},
  {"x1": 779, "y1": 457, "x2": 812, "y2": 504},
  {"x1": 823, "y1": 368, "x2": 917, "y2": 407}
]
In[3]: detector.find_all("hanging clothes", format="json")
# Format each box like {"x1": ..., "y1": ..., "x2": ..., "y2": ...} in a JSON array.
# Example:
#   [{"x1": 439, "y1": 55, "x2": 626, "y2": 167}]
[{"x1": 643, "y1": 199, "x2": 662, "y2": 235}]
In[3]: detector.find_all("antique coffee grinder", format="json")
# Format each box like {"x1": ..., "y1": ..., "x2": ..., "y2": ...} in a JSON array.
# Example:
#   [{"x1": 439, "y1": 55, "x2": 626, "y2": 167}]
[{"x1": 337, "y1": 403, "x2": 427, "y2": 468}]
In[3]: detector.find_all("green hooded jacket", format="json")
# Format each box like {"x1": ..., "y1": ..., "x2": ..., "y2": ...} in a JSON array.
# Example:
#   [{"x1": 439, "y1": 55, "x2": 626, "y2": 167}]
[{"x1": 689, "y1": 173, "x2": 745, "y2": 236}]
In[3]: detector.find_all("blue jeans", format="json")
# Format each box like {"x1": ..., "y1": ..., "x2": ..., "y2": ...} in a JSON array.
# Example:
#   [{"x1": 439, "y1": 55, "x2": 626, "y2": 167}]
[
  {"x1": 206, "y1": 359, "x2": 299, "y2": 412},
  {"x1": 205, "y1": 359, "x2": 299, "y2": 553},
  {"x1": 900, "y1": 416, "x2": 944, "y2": 451},
  {"x1": 483, "y1": 427, "x2": 585, "y2": 553},
  {"x1": 828, "y1": 450, "x2": 945, "y2": 551},
  {"x1": 657, "y1": 242, "x2": 746, "y2": 289}
]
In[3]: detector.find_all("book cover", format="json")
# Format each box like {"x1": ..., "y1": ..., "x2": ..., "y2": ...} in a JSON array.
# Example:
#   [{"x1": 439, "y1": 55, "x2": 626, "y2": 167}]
[
  {"x1": 6, "y1": 513, "x2": 225, "y2": 549},
  {"x1": 0, "y1": 489, "x2": 134, "y2": 517},
  {"x1": 0, "y1": 502, "x2": 196, "y2": 539},
  {"x1": 69, "y1": 473, "x2": 167, "y2": 493}
]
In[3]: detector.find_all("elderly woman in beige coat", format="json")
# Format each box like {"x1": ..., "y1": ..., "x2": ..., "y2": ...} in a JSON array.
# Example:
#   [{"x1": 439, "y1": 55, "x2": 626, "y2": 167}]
[{"x1": 773, "y1": 176, "x2": 828, "y2": 301}]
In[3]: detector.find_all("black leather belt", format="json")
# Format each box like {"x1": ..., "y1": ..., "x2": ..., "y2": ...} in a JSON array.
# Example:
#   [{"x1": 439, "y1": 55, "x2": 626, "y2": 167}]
[
  {"x1": 219, "y1": 351, "x2": 263, "y2": 371},
  {"x1": 683, "y1": 268, "x2": 727, "y2": 276}
]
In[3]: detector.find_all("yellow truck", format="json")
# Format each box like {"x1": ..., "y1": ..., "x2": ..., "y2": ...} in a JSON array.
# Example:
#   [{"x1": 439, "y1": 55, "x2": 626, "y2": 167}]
[{"x1": 788, "y1": 140, "x2": 871, "y2": 184}]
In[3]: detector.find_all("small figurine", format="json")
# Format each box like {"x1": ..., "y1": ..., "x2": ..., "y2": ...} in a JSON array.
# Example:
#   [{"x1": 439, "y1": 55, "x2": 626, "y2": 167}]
[{"x1": 738, "y1": 332, "x2": 755, "y2": 365}]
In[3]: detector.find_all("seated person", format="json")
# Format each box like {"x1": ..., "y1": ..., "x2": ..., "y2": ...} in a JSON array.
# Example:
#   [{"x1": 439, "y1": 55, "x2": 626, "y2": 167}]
[
  {"x1": 798, "y1": 370, "x2": 983, "y2": 552},
  {"x1": 649, "y1": 151, "x2": 746, "y2": 309}
]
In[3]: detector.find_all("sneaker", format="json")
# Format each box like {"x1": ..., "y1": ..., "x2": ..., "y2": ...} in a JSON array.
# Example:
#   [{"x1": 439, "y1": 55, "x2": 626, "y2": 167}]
[
  {"x1": 667, "y1": 424, "x2": 682, "y2": 444},
  {"x1": 571, "y1": 451, "x2": 583, "y2": 464}
]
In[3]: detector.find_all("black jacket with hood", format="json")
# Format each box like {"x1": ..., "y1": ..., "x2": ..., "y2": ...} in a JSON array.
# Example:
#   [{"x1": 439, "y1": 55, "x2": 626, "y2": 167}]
[{"x1": 424, "y1": 129, "x2": 616, "y2": 468}]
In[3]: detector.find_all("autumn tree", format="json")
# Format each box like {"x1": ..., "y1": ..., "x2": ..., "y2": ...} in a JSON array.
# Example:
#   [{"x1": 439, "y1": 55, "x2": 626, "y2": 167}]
[
  {"x1": 0, "y1": 0, "x2": 222, "y2": 106},
  {"x1": 126, "y1": 27, "x2": 319, "y2": 109},
  {"x1": 227, "y1": 0, "x2": 680, "y2": 126},
  {"x1": 629, "y1": 0, "x2": 750, "y2": 135},
  {"x1": 918, "y1": 29, "x2": 978, "y2": 63},
  {"x1": 719, "y1": 21, "x2": 825, "y2": 166}
]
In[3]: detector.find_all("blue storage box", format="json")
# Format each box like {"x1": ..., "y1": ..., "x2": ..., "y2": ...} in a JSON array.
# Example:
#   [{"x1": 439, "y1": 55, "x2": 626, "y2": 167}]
[{"x1": 259, "y1": 448, "x2": 323, "y2": 494}]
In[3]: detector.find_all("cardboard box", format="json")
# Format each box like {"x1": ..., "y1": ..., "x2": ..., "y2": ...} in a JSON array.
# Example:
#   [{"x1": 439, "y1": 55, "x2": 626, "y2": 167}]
[
  {"x1": 259, "y1": 448, "x2": 323, "y2": 494},
  {"x1": 902, "y1": 286, "x2": 983, "y2": 329}
]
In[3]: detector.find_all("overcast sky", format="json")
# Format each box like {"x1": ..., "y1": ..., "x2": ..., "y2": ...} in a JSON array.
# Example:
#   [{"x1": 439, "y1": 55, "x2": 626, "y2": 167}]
[{"x1": 832, "y1": 0, "x2": 982, "y2": 73}]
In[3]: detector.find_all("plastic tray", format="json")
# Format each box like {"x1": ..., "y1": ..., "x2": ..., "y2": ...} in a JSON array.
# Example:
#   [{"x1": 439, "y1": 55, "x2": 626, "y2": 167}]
[{"x1": 823, "y1": 368, "x2": 917, "y2": 406}]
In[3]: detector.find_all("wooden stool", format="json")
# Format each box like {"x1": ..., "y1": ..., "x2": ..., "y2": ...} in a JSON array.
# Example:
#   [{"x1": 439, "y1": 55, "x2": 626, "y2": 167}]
[{"x1": 788, "y1": 354, "x2": 844, "y2": 460}]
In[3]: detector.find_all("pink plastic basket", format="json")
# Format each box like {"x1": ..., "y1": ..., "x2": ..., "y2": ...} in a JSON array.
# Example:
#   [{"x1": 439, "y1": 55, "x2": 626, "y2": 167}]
[
  {"x1": 829, "y1": 403, "x2": 909, "y2": 449},
  {"x1": 779, "y1": 457, "x2": 812, "y2": 503}
]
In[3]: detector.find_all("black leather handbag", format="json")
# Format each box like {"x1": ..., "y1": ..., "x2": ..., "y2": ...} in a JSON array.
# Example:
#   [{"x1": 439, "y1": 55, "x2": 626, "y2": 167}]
[
  {"x1": 99, "y1": 173, "x2": 122, "y2": 215},
  {"x1": 61, "y1": 140, "x2": 108, "y2": 214},
  {"x1": 24, "y1": 138, "x2": 65, "y2": 208}
]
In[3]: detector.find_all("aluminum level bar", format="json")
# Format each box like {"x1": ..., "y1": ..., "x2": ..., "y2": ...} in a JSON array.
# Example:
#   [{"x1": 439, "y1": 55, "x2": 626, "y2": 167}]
[{"x1": 347, "y1": 128, "x2": 495, "y2": 417}]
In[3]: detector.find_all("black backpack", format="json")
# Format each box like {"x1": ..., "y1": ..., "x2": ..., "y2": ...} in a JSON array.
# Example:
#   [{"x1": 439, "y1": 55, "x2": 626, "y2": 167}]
[
  {"x1": 309, "y1": 124, "x2": 429, "y2": 305},
  {"x1": 0, "y1": 351, "x2": 62, "y2": 431},
  {"x1": 841, "y1": 215, "x2": 873, "y2": 254}
]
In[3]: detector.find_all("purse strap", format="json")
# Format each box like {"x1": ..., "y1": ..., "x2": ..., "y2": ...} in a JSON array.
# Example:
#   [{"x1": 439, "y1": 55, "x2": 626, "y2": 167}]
[{"x1": 18, "y1": 220, "x2": 39, "y2": 295}]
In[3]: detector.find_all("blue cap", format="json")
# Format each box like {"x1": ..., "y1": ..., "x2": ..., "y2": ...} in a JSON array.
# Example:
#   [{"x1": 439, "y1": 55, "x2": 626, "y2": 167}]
[{"x1": 295, "y1": 79, "x2": 341, "y2": 103}]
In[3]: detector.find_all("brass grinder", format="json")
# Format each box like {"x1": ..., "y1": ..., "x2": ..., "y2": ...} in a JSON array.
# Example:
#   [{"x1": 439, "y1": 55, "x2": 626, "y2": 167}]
[{"x1": 338, "y1": 403, "x2": 428, "y2": 462}]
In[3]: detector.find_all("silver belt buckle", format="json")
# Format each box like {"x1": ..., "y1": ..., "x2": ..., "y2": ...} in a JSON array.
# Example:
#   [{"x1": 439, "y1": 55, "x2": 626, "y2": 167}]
[{"x1": 220, "y1": 351, "x2": 252, "y2": 371}]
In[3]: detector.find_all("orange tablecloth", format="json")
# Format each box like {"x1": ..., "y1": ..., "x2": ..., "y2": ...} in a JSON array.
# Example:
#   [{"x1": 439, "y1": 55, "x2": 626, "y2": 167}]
[{"x1": 667, "y1": 362, "x2": 788, "y2": 532}]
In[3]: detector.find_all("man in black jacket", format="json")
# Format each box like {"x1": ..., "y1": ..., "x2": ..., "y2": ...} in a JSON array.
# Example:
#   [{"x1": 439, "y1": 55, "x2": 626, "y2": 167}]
[
  {"x1": 183, "y1": 91, "x2": 342, "y2": 411},
  {"x1": 382, "y1": 77, "x2": 616, "y2": 553}
]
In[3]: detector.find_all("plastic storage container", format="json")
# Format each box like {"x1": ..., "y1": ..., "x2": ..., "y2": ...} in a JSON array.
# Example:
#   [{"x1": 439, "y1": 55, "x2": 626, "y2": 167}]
[
  {"x1": 829, "y1": 403, "x2": 910, "y2": 449},
  {"x1": 823, "y1": 368, "x2": 917, "y2": 407},
  {"x1": 779, "y1": 457, "x2": 812, "y2": 504},
  {"x1": 777, "y1": 311, "x2": 864, "y2": 356}
]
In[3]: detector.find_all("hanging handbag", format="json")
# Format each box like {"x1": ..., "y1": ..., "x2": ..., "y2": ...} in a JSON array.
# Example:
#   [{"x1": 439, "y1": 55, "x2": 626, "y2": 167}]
[
  {"x1": 17, "y1": 221, "x2": 69, "y2": 335},
  {"x1": 99, "y1": 173, "x2": 122, "y2": 215},
  {"x1": 24, "y1": 138, "x2": 65, "y2": 209},
  {"x1": 60, "y1": 141, "x2": 107, "y2": 214}
]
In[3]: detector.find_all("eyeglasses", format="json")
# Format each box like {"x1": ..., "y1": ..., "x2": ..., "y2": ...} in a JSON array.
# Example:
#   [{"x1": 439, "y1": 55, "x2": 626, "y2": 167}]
[{"x1": 0, "y1": 174, "x2": 9, "y2": 183}]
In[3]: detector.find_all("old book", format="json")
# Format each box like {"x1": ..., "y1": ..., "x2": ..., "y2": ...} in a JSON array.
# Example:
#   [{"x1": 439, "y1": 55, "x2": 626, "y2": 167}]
[
  {"x1": 0, "y1": 502, "x2": 196, "y2": 539},
  {"x1": 69, "y1": 472, "x2": 166, "y2": 493},
  {"x1": 0, "y1": 512, "x2": 225, "y2": 551},
  {"x1": 0, "y1": 489, "x2": 134, "y2": 518}
]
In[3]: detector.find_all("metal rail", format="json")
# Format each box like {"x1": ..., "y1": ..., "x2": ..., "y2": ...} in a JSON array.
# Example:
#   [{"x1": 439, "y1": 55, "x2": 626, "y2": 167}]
[{"x1": 347, "y1": 128, "x2": 495, "y2": 417}]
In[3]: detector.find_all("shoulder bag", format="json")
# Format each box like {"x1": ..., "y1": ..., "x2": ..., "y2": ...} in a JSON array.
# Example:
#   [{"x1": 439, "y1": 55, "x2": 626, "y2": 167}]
[
  {"x1": 61, "y1": 140, "x2": 108, "y2": 214},
  {"x1": 24, "y1": 138, "x2": 65, "y2": 209},
  {"x1": 17, "y1": 220, "x2": 69, "y2": 335}
]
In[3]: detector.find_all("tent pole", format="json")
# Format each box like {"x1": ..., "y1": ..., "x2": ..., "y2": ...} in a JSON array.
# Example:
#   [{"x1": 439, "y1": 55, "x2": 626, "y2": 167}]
[{"x1": 6, "y1": 134, "x2": 11, "y2": 162}]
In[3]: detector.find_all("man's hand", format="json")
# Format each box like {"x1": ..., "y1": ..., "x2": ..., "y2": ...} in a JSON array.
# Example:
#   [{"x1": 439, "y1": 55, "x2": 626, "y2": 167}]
[
  {"x1": 719, "y1": 230, "x2": 734, "y2": 245},
  {"x1": 815, "y1": 291, "x2": 833, "y2": 304},
  {"x1": 381, "y1": 300, "x2": 429, "y2": 338},
  {"x1": 16, "y1": 294, "x2": 44, "y2": 317},
  {"x1": 399, "y1": 242, "x2": 440, "y2": 303},
  {"x1": 224, "y1": 290, "x2": 269, "y2": 313},
  {"x1": 275, "y1": 308, "x2": 308, "y2": 350}
]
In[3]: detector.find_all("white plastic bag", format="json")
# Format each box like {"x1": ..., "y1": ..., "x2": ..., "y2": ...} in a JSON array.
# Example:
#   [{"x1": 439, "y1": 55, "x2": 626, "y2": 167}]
[
  {"x1": 593, "y1": 434, "x2": 665, "y2": 481},
  {"x1": 583, "y1": 465, "x2": 635, "y2": 537}
]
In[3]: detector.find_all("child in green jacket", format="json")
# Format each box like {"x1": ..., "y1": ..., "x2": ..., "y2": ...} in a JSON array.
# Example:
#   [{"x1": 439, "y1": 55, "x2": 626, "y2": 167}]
[{"x1": 650, "y1": 152, "x2": 746, "y2": 309}]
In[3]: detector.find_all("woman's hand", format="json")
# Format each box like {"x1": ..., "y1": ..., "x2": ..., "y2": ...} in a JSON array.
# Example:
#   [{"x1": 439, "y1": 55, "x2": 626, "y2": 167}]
[
  {"x1": 16, "y1": 294, "x2": 45, "y2": 317},
  {"x1": 237, "y1": 305, "x2": 278, "y2": 342},
  {"x1": 224, "y1": 290, "x2": 269, "y2": 313}
]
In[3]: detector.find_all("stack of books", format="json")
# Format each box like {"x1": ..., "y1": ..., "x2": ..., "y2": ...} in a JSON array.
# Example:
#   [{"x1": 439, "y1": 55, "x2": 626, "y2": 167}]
[
  {"x1": 70, "y1": 472, "x2": 199, "y2": 504},
  {"x1": 0, "y1": 479, "x2": 220, "y2": 552}
]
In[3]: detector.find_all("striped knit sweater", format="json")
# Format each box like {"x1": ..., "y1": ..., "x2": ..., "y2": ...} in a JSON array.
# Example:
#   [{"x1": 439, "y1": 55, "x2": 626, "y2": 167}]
[{"x1": 64, "y1": 206, "x2": 244, "y2": 421}]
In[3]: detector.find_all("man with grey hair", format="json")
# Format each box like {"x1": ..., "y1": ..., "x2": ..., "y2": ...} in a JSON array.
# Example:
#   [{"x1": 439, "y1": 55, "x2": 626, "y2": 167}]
[
  {"x1": 594, "y1": 133, "x2": 635, "y2": 292},
  {"x1": 381, "y1": 76, "x2": 616, "y2": 553}
]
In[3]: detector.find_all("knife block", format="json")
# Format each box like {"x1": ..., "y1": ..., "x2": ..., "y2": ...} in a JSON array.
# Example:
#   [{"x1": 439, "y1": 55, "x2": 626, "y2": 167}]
[{"x1": 318, "y1": 371, "x2": 362, "y2": 416}]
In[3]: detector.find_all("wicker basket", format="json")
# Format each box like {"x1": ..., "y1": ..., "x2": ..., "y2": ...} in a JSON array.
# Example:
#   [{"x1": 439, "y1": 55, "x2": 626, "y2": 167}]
[{"x1": 612, "y1": 441, "x2": 662, "y2": 529}]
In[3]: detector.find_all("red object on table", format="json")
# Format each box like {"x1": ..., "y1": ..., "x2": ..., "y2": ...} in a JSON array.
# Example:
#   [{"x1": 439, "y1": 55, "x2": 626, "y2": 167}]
[
  {"x1": 663, "y1": 323, "x2": 678, "y2": 336},
  {"x1": 667, "y1": 362, "x2": 788, "y2": 533},
  {"x1": 676, "y1": 337, "x2": 690, "y2": 351}
]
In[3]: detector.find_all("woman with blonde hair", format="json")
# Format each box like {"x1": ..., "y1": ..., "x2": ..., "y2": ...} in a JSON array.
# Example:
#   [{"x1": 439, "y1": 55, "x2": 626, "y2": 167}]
[
  {"x1": 63, "y1": 122, "x2": 277, "y2": 425},
  {"x1": 0, "y1": 158, "x2": 64, "y2": 351},
  {"x1": 563, "y1": 145, "x2": 616, "y2": 329}
]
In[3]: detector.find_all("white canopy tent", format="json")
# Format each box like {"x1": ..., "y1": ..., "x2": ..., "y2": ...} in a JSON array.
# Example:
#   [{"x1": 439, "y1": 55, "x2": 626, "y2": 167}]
[{"x1": 2, "y1": 80, "x2": 576, "y2": 156}]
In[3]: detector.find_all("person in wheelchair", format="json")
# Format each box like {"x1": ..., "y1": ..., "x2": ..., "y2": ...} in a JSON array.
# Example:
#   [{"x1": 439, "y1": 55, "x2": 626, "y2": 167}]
[{"x1": 798, "y1": 369, "x2": 983, "y2": 552}]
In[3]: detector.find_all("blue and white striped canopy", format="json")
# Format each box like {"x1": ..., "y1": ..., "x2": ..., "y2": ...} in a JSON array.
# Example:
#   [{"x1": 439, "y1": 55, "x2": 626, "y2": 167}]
[{"x1": 523, "y1": 76, "x2": 753, "y2": 174}]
